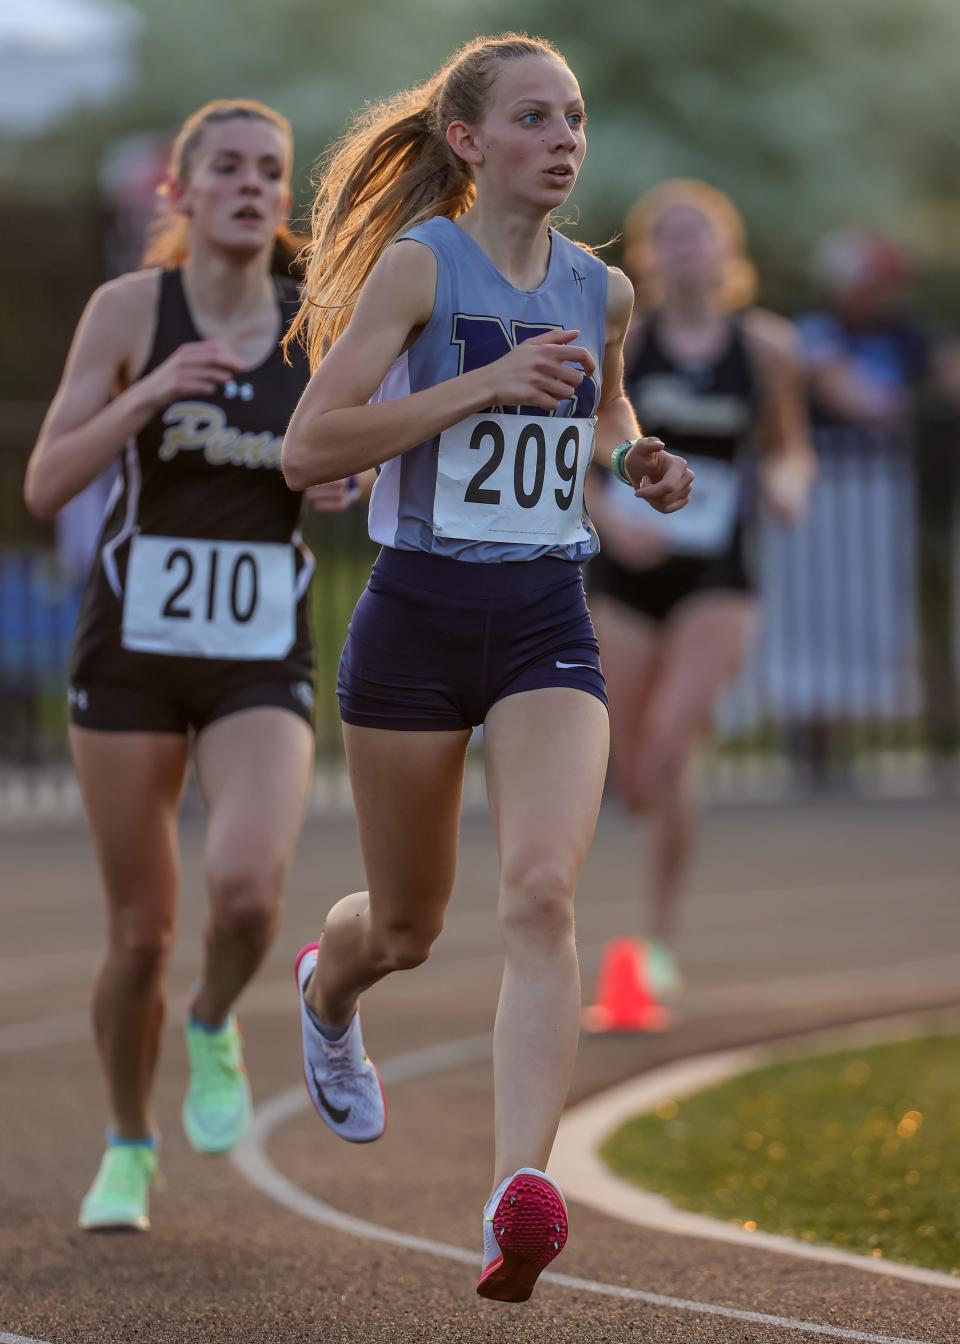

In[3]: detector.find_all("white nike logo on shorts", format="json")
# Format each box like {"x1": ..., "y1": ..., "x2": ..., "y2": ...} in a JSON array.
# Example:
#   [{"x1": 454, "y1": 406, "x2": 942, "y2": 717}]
[{"x1": 555, "y1": 661, "x2": 595, "y2": 670}]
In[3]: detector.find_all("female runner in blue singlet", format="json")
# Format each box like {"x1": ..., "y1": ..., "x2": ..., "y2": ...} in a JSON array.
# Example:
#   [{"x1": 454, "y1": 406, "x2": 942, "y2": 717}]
[
  {"x1": 587, "y1": 180, "x2": 815, "y2": 997},
  {"x1": 24, "y1": 100, "x2": 357, "y2": 1234},
  {"x1": 281, "y1": 35, "x2": 693, "y2": 1301}
]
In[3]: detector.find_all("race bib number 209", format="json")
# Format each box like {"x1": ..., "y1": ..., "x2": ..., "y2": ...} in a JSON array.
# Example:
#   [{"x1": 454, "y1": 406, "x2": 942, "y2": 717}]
[
  {"x1": 122, "y1": 535, "x2": 296, "y2": 660},
  {"x1": 433, "y1": 413, "x2": 594, "y2": 546}
]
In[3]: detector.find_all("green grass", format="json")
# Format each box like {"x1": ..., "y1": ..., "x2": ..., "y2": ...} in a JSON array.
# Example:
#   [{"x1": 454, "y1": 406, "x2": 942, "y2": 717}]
[
  {"x1": 307, "y1": 543, "x2": 376, "y2": 749},
  {"x1": 601, "y1": 1034, "x2": 960, "y2": 1275}
]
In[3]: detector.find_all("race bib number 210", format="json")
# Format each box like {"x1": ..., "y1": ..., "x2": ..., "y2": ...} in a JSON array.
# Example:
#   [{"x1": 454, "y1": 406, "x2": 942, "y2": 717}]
[
  {"x1": 122, "y1": 535, "x2": 296, "y2": 660},
  {"x1": 433, "y1": 413, "x2": 594, "y2": 546}
]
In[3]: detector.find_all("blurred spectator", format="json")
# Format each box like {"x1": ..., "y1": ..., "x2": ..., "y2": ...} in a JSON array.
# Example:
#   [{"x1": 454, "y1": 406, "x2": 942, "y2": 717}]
[
  {"x1": 797, "y1": 229, "x2": 929, "y2": 429},
  {"x1": 762, "y1": 229, "x2": 956, "y2": 784},
  {"x1": 100, "y1": 131, "x2": 171, "y2": 276}
]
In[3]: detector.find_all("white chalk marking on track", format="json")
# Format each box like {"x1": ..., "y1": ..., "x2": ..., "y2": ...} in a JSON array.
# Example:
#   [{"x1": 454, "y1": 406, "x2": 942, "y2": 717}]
[
  {"x1": 230, "y1": 1035, "x2": 939, "y2": 1344},
  {"x1": 0, "y1": 1332, "x2": 55, "y2": 1343}
]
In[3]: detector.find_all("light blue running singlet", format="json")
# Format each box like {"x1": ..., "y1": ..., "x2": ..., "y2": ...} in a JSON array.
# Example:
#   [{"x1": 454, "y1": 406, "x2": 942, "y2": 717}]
[{"x1": 367, "y1": 215, "x2": 608, "y2": 563}]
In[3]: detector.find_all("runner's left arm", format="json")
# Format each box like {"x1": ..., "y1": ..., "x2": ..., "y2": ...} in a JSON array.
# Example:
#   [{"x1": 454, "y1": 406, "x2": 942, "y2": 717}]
[
  {"x1": 595, "y1": 267, "x2": 694, "y2": 515},
  {"x1": 743, "y1": 309, "x2": 817, "y2": 525}
]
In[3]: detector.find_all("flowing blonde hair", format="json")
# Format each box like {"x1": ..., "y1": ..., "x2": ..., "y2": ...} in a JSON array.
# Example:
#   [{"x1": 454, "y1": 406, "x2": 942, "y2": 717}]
[
  {"x1": 286, "y1": 33, "x2": 568, "y2": 369},
  {"x1": 143, "y1": 99, "x2": 301, "y2": 275},
  {"x1": 624, "y1": 178, "x2": 758, "y2": 311}
]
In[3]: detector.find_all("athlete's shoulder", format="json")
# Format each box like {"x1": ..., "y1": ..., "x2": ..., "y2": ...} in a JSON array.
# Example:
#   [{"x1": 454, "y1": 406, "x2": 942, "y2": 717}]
[
  {"x1": 363, "y1": 233, "x2": 437, "y2": 328},
  {"x1": 604, "y1": 266, "x2": 634, "y2": 313},
  {"x1": 602, "y1": 266, "x2": 635, "y2": 342},
  {"x1": 388, "y1": 231, "x2": 441, "y2": 275},
  {"x1": 740, "y1": 306, "x2": 802, "y2": 362},
  {"x1": 85, "y1": 268, "x2": 161, "y2": 330},
  {"x1": 76, "y1": 269, "x2": 161, "y2": 355}
]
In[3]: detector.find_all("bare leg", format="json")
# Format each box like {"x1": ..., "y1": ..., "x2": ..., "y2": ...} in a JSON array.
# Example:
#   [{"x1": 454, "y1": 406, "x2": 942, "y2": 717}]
[
  {"x1": 191, "y1": 708, "x2": 315, "y2": 1027},
  {"x1": 638, "y1": 594, "x2": 760, "y2": 945},
  {"x1": 305, "y1": 724, "x2": 471, "y2": 1028},
  {"x1": 647, "y1": 765, "x2": 698, "y2": 945},
  {"x1": 484, "y1": 687, "x2": 609, "y2": 1185},
  {"x1": 69, "y1": 727, "x2": 188, "y2": 1139},
  {"x1": 590, "y1": 595, "x2": 663, "y2": 815}
]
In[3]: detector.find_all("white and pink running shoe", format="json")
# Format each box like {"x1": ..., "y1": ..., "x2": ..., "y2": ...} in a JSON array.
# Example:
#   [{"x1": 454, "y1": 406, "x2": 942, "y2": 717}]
[
  {"x1": 294, "y1": 942, "x2": 386, "y2": 1144},
  {"x1": 477, "y1": 1167, "x2": 568, "y2": 1301}
]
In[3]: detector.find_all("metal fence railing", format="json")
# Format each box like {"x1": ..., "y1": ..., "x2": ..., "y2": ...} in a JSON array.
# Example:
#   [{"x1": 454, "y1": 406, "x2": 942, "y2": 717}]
[
  {"x1": 1, "y1": 429, "x2": 958, "y2": 806},
  {"x1": 713, "y1": 425, "x2": 958, "y2": 796}
]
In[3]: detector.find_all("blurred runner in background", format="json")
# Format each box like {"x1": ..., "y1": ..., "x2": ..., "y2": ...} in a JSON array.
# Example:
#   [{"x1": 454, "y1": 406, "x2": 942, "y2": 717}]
[{"x1": 586, "y1": 179, "x2": 815, "y2": 1001}]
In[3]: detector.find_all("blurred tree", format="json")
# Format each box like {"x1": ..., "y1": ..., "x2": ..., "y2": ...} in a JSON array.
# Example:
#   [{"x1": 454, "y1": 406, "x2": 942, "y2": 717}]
[{"x1": 2, "y1": 0, "x2": 958, "y2": 301}]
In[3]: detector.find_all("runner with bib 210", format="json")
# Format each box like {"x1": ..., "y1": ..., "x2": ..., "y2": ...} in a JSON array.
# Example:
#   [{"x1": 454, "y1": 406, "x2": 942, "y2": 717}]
[{"x1": 23, "y1": 99, "x2": 360, "y2": 1236}]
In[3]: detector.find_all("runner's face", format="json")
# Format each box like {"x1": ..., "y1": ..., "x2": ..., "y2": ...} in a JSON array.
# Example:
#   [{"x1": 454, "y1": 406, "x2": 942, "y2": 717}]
[
  {"x1": 177, "y1": 119, "x2": 290, "y2": 259},
  {"x1": 651, "y1": 205, "x2": 728, "y2": 296},
  {"x1": 472, "y1": 56, "x2": 586, "y2": 210}
]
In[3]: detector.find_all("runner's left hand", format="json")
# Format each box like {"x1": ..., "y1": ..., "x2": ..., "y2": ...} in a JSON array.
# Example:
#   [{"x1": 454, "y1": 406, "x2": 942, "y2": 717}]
[
  {"x1": 625, "y1": 438, "x2": 694, "y2": 514},
  {"x1": 305, "y1": 478, "x2": 361, "y2": 512},
  {"x1": 762, "y1": 458, "x2": 811, "y2": 526}
]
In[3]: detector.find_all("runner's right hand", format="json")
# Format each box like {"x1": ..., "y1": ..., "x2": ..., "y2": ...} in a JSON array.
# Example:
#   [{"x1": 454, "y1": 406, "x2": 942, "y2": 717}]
[
  {"x1": 139, "y1": 341, "x2": 246, "y2": 407},
  {"x1": 305, "y1": 478, "x2": 362, "y2": 511},
  {"x1": 483, "y1": 329, "x2": 595, "y2": 412}
]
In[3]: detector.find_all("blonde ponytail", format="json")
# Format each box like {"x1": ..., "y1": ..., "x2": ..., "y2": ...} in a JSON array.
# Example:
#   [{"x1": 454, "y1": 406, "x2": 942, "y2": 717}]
[{"x1": 287, "y1": 33, "x2": 566, "y2": 370}]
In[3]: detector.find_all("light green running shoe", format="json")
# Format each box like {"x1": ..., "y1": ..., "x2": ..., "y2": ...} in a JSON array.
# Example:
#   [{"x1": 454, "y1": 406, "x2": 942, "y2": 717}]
[
  {"x1": 182, "y1": 1014, "x2": 252, "y2": 1154},
  {"x1": 79, "y1": 1142, "x2": 157, "y2": 1232},
  {"x1": 646, "y1": 940, "x2": 683, "y2": 1001}
]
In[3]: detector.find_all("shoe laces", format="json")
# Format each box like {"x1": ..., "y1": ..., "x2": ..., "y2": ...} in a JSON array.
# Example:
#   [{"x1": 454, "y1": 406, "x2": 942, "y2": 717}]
[
  {"x1": 190, "y1": 1025, "x2": 243, "y2": 1102},
  {"x1": 319, "y1": 1028, "x2": 364, "y2": 1085},
  {"x1": 101, "y1": 1145, "x2": 157, "y2": 1197}
]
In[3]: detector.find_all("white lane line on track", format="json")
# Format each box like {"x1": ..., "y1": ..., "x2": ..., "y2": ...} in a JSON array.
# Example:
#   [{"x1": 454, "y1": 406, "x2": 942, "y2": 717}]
[
  {"x1": 229, "y1": 1035, "x2": 939, "y2": 1344},
  {"x1": 0, "y1": 1332, "x2": 54, "y2": 1343}
]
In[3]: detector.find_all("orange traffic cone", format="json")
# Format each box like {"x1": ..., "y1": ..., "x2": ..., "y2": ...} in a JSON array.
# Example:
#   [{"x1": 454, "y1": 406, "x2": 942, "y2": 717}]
[{"x1": 582, "y1": 938, "x2": 672, "y2": 1032}]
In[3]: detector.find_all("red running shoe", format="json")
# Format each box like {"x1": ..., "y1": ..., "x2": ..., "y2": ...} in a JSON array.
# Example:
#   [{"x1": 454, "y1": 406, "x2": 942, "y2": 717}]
[{"x1": 476, "y1": 1168, "x2": 568, "y2": 1302}]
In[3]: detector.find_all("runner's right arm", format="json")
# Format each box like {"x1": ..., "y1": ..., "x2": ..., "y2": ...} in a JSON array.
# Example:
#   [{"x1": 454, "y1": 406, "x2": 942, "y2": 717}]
[{"x1": 24, "y1": 274, "x2": 242, "y2": 519}]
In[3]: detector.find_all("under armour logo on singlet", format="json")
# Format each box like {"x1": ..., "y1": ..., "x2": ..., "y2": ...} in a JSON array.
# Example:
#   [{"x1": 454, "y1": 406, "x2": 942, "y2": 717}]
[
  {"x1": 224, "y1": 379, "x2": 254, "y2": 401},
  {"x1": 570, "y1": 266, "x2": 585, "y2": 293}
]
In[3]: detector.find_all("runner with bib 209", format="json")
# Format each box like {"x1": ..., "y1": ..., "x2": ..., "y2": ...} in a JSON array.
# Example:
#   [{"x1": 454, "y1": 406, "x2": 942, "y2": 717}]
[
  {"x1": 281, "y1": 34, "x2": 692, "y2": 1302},
  {"x1": 24, "y1": 99, "x2": 358, "y2": 1235},
  {"x1": 586, "y1": 180, "x2": 816, "y2": 1002}
]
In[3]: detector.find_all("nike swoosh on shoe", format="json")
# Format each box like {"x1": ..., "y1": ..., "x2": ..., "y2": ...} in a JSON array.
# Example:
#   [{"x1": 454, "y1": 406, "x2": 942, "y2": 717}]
[{"x1": 310, "y1": 1064, "x2": 351, "y2": 1125}]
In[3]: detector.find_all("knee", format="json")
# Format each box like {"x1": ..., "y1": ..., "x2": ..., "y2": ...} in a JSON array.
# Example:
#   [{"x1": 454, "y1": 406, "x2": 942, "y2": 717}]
[
  {"x1": 207, "y1": 861, "x2": 284, "y2": 943},
  {"x1": 499, "y1": 857, "x2": 575, "y2": 948},
  {"x1": 633, "y1": 731, "x2": 692, "y2": 808},
  {"x1": 108, "y1": 925, "x2": 174, "y2": 983},
  {"x1": 369, "y1": 916, "x2": 443, "y2": 973}
]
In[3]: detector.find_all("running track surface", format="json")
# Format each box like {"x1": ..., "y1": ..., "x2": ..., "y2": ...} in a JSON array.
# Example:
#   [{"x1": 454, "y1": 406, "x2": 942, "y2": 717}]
[{"x1": 2, "y1": 799, "x2": 958, "y2": 1343}]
